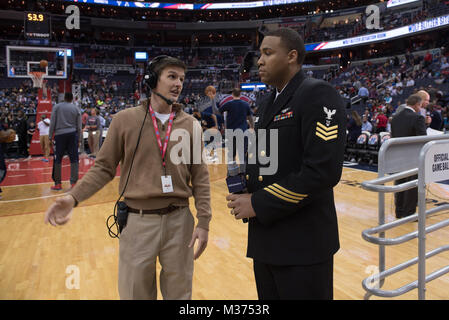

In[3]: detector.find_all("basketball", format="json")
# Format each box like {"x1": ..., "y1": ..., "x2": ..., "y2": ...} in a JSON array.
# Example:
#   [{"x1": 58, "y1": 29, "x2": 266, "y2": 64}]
[{"x1": 40, "y1": 59, "x2": 48, "y2": 68}]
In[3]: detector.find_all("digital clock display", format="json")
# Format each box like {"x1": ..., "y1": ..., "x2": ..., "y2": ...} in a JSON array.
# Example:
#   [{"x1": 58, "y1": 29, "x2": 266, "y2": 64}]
[
  {"x1": 27, "y1": 13, "x2": 45, "y2": 22},
  {"x1": 24, "y1": 12, "x2": 50, "y2": 39}
]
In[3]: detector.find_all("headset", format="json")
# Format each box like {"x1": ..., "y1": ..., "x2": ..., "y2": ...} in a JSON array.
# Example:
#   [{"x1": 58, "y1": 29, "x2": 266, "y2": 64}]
[
  {"x1": 106, "y1": 55, "x2": 171, "y2": 238},
  {"x1": 144, "y1": 55, "x2": 169, "y2": 90}
]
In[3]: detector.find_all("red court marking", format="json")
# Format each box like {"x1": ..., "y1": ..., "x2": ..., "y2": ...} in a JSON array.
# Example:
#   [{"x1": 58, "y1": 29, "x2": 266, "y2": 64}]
[{"x1": 2, "y1": 155, "x2": 121, "y2": 187}]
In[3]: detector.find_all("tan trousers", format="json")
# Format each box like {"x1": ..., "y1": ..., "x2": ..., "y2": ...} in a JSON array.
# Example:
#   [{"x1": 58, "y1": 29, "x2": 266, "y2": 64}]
[
  {"x1": 39, "y1": 135, "x2": 50, "y2": 158},
  {"x1": 88, "y1": 130, "x2": 100, "y2": 156},
  {"x1": 118, "y1": 206, "x2": 194, "y2": 300}
]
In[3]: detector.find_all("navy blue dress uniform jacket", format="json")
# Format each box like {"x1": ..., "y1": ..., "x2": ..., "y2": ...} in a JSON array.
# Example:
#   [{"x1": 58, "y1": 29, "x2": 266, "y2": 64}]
[{"x1": 246, "y1": 70, "x2": 347, "y2": 266}]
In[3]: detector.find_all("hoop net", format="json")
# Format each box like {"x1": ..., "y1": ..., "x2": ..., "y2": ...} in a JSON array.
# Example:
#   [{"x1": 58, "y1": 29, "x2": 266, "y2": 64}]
[{"x1": 30, "y1": 71, "x2": 45, "y2": 88}]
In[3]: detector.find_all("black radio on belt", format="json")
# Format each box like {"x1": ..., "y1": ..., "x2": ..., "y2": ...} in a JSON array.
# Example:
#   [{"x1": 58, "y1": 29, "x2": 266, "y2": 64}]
[{"x1": 117, "y1": 201, "x2": 129, "y2": 234}]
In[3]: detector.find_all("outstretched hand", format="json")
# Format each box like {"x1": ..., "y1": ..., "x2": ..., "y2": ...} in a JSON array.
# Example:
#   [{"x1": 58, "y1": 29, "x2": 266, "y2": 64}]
[{"x1": 44, "y1": 195, "x2": 76, "y2": 226}]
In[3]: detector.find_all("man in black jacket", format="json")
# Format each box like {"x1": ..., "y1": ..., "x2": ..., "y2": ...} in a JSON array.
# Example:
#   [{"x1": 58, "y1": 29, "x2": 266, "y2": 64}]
[
  {"x1": 391, "y1": 94, "x2": 427, "y2": 219},
  {"x1": 226, "y1": 28, "x2": 346, "y2": 300}
]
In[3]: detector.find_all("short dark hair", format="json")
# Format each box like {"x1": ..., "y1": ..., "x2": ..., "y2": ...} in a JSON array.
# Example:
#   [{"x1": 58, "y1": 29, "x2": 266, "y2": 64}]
[
  {"x1": 407, "y1": 94, "x2": 422, "y2": 106},
  {"x1": 64, "y1": 92, "x2": 73, "y2": 102},
  {"x1": 232, "y1": 88, "x2": 241, "y2": 97},
  {"x1": 153, "y1": 56, "x2": 187, "y2": 79},
  {"x1": 264, "y1": 28, "x2": 306, "y2": 66}
]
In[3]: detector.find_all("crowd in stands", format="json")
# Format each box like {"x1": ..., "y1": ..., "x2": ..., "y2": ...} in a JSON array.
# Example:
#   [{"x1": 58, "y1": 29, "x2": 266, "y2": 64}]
[
  {"x1": 341, "y1": 53, "x2": 449, "y2": 145},
  {"x1": 67, "y1": 44, "x2": 246, "y2": 70},
  {"x1": 301, "y1": 0, "x2": 448, "y2": 44},
  {"x1": 2, "y1": 46, "x2": 449, "y2": 155}
]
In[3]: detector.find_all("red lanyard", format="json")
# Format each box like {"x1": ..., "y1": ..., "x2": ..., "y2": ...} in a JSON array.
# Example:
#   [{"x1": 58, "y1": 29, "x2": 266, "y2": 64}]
[{"x1": 149, "y1": 104, "x2": 175, "y2": 169}]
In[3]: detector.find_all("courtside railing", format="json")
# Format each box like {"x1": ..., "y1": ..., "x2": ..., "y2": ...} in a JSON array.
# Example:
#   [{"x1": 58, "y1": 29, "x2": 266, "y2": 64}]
[{"x1": 360, "y1": 135, "x2": 449, "y2": 299}]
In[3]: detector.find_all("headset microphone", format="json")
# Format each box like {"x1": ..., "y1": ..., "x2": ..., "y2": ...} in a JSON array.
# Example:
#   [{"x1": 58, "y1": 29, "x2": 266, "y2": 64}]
[{"x1": 154, "y1": 92, "x2": 174, "y2": 106}]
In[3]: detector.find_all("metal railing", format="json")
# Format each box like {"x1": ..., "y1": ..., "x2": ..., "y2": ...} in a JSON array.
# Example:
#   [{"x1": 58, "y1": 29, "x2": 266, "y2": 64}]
[{"x1": 360, "y1": 135, "x2": 449, "y2": 299}]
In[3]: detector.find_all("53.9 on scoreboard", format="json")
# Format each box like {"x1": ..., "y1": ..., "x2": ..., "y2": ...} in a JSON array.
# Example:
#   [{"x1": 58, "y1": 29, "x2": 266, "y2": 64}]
[{"x1": 24, "y1": 12, "x2": 51, "y2": 39}]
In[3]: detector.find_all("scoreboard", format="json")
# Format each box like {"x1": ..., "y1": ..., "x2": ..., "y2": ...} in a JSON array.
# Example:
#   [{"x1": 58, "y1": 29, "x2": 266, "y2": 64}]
[{"x1": 24, "y1": 12, "x2": 51, "y2": 39}]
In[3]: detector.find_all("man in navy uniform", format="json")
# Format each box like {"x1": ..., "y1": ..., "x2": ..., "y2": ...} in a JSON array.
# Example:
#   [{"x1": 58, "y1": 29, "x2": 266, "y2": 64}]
[{"x1": 226, "y1": 28, "x2": 346, "y2": 299}]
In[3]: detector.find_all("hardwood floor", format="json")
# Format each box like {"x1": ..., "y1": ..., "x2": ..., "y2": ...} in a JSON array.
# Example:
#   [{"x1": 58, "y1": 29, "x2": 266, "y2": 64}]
[{"x1": 1, "y1": 158, "x2": 448, "y2": 300}]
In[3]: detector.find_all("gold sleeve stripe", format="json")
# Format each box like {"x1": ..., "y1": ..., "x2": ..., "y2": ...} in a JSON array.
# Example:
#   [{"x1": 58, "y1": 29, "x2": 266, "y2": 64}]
[
  {"x1": 316, "y1": 126, "x2": 338, "y2": 136},
  {"x1": 272, "y1": 183, "x2": 308, "y2": 198},
  {"x1": 264, "y1": 188, "x2": 300, "y2": 204},
  {"x1": 316, "y1": 132, "x2": 338, "y2": 141},
  {"x1": 317, "y1": 122, "x2": 338, "y2": 131},
  {"x1": 267, "y1": 185, "x2": 305, "y2": 201}
]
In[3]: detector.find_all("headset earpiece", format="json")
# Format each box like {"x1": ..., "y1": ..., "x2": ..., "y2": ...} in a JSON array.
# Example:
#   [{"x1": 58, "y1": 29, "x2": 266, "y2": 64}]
[{"x1": 144, "y1": 55, "x2": 170, "y2": 90}]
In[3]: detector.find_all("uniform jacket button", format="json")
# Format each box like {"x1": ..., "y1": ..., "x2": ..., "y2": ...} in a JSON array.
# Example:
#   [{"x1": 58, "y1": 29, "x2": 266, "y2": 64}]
[{"x1": 258, "y1": 176, "x2": 263, "y2": 182}]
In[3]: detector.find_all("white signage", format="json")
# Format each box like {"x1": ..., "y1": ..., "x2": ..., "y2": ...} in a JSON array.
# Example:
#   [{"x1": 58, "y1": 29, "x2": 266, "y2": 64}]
[{"x1": 424, "y1": 143, "x2": 449, "y2": 183}]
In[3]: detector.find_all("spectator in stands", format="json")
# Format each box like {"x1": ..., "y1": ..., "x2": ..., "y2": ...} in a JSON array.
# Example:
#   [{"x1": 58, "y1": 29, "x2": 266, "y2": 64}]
[
  {"x1": 406, "y1": 77, "x2": 415, "y2": 87},
  {"x1": 440, "y1": 57, "x2": 449, "y2": 70},
  {"x1": 424, "y1": 51, "x2": 433, "y2": 69},
  {"x1": 429, "y1": 104, "x2": 444, "y2": 130},
  {"x1": 347, "y1": 110, "x2": 362, "y2": 144},
  {"x1": 443, "y1": 109, "x2": 449, "y2": 131},
  {"x1": 358, "y1": 84, "x2": 369, "y2": 102},
  {"x1": 386, "y1": 117, "x2": 393, "y2": 133},
  {"x1": 361, "y1": 114, "x2": 373, "y2": 133},
  {"x1": 363, "y1": 109, "x2": 372, "y2": 122},
  {"x1": 375, "y1": 110, "x2": 388, "y2": 133},
  {"x1": 413, "y1": 55, "x2": 421, "y2": 72},
  {"x1": 434, "y1": 74, "x2": 445, "y2": 85},
  {"x1": 384, "y1": 92, "x2": 393, "y2": 105}
]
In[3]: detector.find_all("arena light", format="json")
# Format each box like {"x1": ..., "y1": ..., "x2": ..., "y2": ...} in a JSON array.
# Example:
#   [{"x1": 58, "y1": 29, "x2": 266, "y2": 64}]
[
  {"x1": 386, "y1": 0, "x2": 420, "y2": 8},
  {"x1": 134, "y1": 51, "x2": 148, "y2": 60},
  {"x1": 58, "y1": 49, "x2": 72, "y2": 57},
  {"x1": 240, "y1": 83, "x2": 266, "y2": 91}
]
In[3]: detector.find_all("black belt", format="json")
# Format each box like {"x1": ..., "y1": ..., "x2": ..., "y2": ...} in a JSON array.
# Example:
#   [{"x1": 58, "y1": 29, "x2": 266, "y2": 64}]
[{"x1": 128, "y1": 205, "x2": 182, "y2": 215}]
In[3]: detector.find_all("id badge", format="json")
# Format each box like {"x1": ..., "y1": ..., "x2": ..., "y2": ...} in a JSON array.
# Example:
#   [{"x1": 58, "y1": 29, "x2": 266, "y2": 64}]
[{"x1": 161, "y1": 175, "x2": 174, "y2": 193}]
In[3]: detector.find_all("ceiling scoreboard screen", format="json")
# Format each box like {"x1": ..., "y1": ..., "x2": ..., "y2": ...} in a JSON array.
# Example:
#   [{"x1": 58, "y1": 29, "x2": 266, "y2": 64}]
[{"x1": 24, "y1": 12, "x2": 51, "y2": 39}]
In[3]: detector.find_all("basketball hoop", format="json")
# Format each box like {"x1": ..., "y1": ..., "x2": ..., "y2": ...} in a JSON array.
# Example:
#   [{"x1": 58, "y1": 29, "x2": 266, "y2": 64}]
[{"x1": 30, "y1": 71, "x2": 45, "y2": 88}]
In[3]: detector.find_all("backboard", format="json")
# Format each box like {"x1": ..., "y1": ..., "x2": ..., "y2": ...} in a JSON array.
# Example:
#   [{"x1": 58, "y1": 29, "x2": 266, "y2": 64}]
[{"x1": 6, "y1": 46, "x2": 70, "y2": 79}]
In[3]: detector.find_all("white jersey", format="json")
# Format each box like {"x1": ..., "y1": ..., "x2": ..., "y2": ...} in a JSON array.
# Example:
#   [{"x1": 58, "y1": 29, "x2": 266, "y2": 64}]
[{"x1": 37, "y1": 121, "x2": 50, "y2": 136}]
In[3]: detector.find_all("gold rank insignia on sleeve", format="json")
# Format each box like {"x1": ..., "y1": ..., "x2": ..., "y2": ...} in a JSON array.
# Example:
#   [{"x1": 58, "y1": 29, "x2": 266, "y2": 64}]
[
  {"x1": 263, "y1": 183, "x2": 308, "y2": 204},
  {"x1": 316, "y1": 122, "x2": 338, "y2": 141}
]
